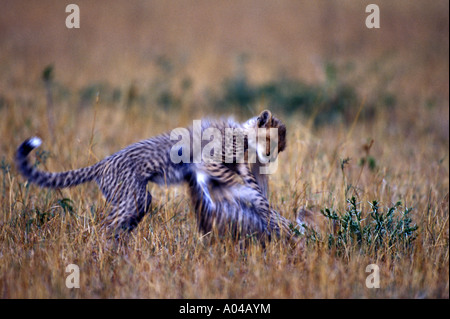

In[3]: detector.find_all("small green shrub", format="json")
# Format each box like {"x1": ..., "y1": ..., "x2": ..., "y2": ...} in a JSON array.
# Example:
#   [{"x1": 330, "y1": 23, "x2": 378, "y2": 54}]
[{"x1": 301, "y1": 197, "x2": 418, "y2": 256}]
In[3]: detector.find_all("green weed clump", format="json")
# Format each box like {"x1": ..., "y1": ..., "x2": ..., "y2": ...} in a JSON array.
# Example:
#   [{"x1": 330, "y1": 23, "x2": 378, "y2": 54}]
[{"x1": 302, "y1": 197, "x2": 418, "y2": 256}]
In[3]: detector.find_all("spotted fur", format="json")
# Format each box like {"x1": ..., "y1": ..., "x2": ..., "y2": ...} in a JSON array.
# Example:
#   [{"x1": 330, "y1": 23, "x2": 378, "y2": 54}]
[
  {"x1": 188, "y1": 111, "x2": 298, "y2": 241},
  {"x1": 16, "y1": 110, "x2": 295, "y2": 239}
]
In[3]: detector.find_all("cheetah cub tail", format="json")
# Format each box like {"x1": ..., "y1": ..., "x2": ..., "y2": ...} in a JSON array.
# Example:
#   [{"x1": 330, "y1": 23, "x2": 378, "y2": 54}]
[
  {"x1": 16, "y1": 137, "x2": 101, "y2": 189},
  {"x1": 18, "y1": 137, "x2": 42, "y2": 155},
  {"x1": 16, "y1": 137, "x2": 42, "y2": 167}
]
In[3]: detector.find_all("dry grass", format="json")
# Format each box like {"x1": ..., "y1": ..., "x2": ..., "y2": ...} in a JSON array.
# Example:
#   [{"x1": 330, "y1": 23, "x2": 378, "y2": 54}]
[{"x1": 0, "y1": 0, "x2": 448, "y2": 298}]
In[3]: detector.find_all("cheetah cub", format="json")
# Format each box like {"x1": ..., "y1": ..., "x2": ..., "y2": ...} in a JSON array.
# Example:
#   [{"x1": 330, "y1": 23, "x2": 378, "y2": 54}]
[{"x1": 16, "y1": 110, "x2": 300, "y2": 239}]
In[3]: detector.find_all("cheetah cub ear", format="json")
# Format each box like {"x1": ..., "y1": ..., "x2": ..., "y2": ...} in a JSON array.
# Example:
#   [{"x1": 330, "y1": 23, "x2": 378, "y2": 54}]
[{"x1": 257, "y1": 110, "x2": 272, "y2": 128}]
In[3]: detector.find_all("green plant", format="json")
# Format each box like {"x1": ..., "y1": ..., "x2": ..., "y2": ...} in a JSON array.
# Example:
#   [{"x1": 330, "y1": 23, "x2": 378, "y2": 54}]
[
  {"x1": 0, "y1": 157, "x2": 10, "y2": 194},
  {"x1": 303, "y1": 197, "x2": 418, "y2": 256}
]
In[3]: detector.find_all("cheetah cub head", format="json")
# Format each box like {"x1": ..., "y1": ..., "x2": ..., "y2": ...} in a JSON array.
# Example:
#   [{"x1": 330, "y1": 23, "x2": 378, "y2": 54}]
[{"x1": 244, "y1": 109, "x2": 287, "y2": 163}]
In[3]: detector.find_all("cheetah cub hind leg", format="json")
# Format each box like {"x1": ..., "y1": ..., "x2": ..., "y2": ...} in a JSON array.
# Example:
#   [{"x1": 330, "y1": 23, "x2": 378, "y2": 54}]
[{"x1": 102, "y1": 181, "x2": 153, "y2": 235}]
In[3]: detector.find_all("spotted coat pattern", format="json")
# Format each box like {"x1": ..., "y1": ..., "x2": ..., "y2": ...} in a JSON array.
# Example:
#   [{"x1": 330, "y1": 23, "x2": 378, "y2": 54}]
[
  {"x1": 16, "y1": 110, "x2": 297, "y2": 240},
  {"x1": 189, "y1": 112, "x2": 297, "y2": 241}
]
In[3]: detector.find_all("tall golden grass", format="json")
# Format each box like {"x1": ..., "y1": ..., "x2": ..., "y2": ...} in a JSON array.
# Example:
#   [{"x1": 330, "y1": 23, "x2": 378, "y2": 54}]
[{"x1": 0, "y1": 0, "x2": 448, "y2": 298}]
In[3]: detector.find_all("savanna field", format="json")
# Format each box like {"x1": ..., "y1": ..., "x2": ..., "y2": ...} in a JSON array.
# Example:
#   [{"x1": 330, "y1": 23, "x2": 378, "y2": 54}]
[{"x1": 0, "y1": 1, "x2": 448, "y2": 299}]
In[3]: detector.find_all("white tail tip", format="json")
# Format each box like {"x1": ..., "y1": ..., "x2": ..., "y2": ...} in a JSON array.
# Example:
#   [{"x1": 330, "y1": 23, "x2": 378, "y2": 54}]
[{"x1": 29, "y1": 137, "x2": 42, "y2": 148}]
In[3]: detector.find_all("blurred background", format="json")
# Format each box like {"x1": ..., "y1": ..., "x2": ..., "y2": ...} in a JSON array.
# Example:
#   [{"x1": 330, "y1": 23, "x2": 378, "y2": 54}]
[
  {"x1": 0, "y1": 1, "x2": 448, "y2": 131},
  {"x1": 0, "y1": 0, "x2": 448, "y2": 299}
]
